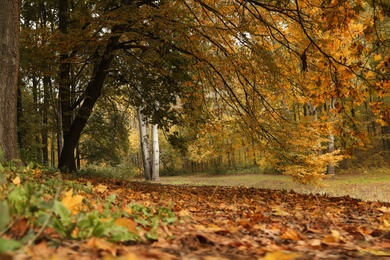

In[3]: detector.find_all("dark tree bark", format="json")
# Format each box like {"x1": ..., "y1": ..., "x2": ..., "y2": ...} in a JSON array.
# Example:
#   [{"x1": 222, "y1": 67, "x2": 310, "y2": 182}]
[
  {"x1": 42, "y1": 76, "x2": 50, "y2": 165},
  {"x1": 58, "y1": 35, "x2": 120, "y2": 172},
  {"x1": 58, "y1": 0, "x2": 72, "y2": 162},
  {"x1": 0, "y1": 0, "x2": 20, "y2": 161}
]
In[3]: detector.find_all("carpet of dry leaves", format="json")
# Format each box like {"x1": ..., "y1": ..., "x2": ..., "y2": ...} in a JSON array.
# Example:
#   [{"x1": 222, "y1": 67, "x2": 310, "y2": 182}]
[{"x1": 9, "y1": 177, "x2": 390, "y2": 260}]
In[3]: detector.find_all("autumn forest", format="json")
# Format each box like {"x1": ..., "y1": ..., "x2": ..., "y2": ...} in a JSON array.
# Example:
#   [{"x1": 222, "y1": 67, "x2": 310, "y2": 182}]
[{"x1": 0, "y1": 0, "x2": 390, "y2": 259}]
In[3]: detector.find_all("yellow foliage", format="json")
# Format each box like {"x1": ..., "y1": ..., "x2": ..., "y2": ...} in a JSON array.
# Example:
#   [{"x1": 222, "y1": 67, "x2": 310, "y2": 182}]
[{"x1": 61, "y1": 189, "x2": 84, "y2": 215}]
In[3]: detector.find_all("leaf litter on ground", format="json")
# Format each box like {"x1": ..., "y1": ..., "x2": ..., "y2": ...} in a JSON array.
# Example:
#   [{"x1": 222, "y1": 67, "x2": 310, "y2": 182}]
[{"x1": 1, "y1": 173, "x2": 390, "y2": 260}]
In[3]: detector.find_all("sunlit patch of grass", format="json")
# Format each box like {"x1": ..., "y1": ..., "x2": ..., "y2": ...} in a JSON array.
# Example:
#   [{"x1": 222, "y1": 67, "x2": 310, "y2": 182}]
[
  {"x1": 78, "y1": 164, "x2": 136, "y2": 181},
  {"x1": 161, "y1": 167, "x2": 390, "y2": 202}
]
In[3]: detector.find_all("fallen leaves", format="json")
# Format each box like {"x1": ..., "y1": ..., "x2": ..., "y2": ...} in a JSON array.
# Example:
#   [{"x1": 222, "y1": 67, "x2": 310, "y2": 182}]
[
  {"x1": 261, "y1": 251, "x2": 301, "y2": 260},
  {"x1": 93, "y1": 184, "x2": 108, "y2": 193},
  {"x1": 280, "y1": 228, "x2": 301, "y2": 241},
  {"x1": 322, "y1": 229, "x2": 342, "y2": 245},
  {"x1": 4, "y1": 176, "x2": 390, "y2": 259}
]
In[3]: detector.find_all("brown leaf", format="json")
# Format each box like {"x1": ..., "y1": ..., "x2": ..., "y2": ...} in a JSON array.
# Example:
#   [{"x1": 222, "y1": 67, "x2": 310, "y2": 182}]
[
  {"x1": 280, "y1": 228, "x2": 301, "y2": 241},
  {"x1": 11, "y1": 218, "x2": 29, "y2": 238},
  {"x1": 189, "y1": 206, "x2": 197, "y2": 212},
  {"x1": 86, "y1": 237, "x2": 116, "y2": 256},
  {"x1": 30, "y1": 241, "x2": 52, "y2": 259},
  {"x1": 271, "y1": 205, "x2": 290, "y2": 216},
  {"x1": 378, "y1": 206, "x2": 390, "y2": 213}
]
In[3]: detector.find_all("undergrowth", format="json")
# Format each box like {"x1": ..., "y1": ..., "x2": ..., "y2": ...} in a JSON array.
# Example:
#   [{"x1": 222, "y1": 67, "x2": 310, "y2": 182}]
[{"x1": 0, "y1": 162, "x2": 177, "y2": 253}]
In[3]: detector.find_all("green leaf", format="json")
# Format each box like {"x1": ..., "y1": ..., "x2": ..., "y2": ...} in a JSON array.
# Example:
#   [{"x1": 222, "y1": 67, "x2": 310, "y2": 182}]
[
  {"x1": 27, "y1": 162, "x2": 34, "y2": 170},
  {"x1": 53, "y1": 200, "x2": 71, "y2": 225},
  {"x1": 107, "y1": 194, "x2": 116, "y2": 204},
  {"x1": 92, "y1": 221, "x2": 111, "y2": 237},
  {"x1": 0, "y1": 237, "x2": 22, "y2": 252},
  {"x1": 50, "y1": 217, "x2": 67, "y2": 237},
  {"x1": 164, "y1": 216, "x2": 177, "y2": 224},
  {"x1": 108, "y1": 226, "x2": 139, "y2": 242},
  {"x1": 8, "y1": 186, "x2": 27, "y2": 214},
  {"x1": 20, "y1": 228, "x2": 36, "y2": 244},
  {"x1": 0, "y1": 200, "x2": 11, "y2": 231},
  {"x1": 146, "y1": 228, "x2": 159, "y2": 241}
]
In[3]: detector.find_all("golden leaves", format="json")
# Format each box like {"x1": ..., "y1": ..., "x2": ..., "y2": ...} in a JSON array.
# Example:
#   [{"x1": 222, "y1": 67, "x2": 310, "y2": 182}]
[
  {"x1": 61, "y1": 189, "x2": 84, "y2": 215},
  {"x1": 114, "y1": 218, "x2": 137, "y2": 233},
  {"x1": 271, "y1": 205, "x2": 290, "y2": 217},
  {"x1": 374, "y1": 54, "x2": 382, "y2": 62},
  {"x1": 280, "y1": 228, "x2": 301, "y2": 241},
  {"x1": 322, "y1": 230, "x2": 342, "y2": 245},
  {"x1": 93, "y1": 184, "x2": 108, "y2": 194},
  {"x1": 260, "y1": 251, "x2": 301, "y2": 260},
  {"x1": 12, "y1": 176, "x2": 21, "y2": 186},
  {"x1": 85, "y1": 237, "x2": 116, "y2": 256}
]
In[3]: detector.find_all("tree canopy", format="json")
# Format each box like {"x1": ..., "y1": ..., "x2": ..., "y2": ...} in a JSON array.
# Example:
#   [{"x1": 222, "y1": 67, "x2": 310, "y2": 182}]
[{"x1": 16, "y1": 0, "x2": 390, "y2": 181}]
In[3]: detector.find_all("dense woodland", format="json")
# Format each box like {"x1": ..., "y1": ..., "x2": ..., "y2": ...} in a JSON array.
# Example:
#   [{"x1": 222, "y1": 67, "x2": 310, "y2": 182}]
[
  {"x1": 1, "y1": 0, "x2": 390, "y2": 183},
  {"x1": 2, "y1": 1, "x2": 390, "y2": 258}
]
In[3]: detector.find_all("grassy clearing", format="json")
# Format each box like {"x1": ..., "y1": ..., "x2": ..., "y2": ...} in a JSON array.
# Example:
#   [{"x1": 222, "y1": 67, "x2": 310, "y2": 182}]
[{"x1": 160, "y1": 167, "x2": 390, "y2": 202}]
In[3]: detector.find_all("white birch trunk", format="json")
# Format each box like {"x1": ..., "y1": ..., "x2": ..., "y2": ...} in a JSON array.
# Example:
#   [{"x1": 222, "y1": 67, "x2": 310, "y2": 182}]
[
  {"x1": 138, "y1": 109, "x2": 151, "y2": 180},
  {"x1": 151, "y1": 123, "x2": 160, "y2": 181},
  {"x1": 326, "y1": 99, "x2": 336, "y2": 175}
]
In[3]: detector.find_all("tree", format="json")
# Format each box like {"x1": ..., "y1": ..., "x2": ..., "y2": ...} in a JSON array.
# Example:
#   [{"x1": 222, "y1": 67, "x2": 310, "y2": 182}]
[
  {"x1": 151, "y1": 122, "x2": 160, "y2": 181},
  {"x1": 0, "y1": 0, "x2": 20, "y2": 162},
  {"x1": 79, "y1": 95, "x2": 130, "y2": 166},
  {"x1": 19, "y1": 0, "x2": 390, "y2": 181},
  {"x1": 138, "y1": 109, "x2": 152, "y2": 180}
]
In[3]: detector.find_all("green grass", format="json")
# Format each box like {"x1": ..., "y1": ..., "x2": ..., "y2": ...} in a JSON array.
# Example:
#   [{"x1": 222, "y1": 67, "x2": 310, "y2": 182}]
[{"x1": 160, "y1": 167, "x2": 390, "y2": 202}]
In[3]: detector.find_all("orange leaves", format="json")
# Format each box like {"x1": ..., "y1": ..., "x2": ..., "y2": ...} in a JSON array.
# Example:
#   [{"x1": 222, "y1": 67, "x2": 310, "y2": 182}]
[
  {"x1": 11, "y1": 176, "x2": 21, "y2": 186},
  {"x1": 280, "y1": 228, "x2": 302, "y2": 241},
  {"x1": 322, "y1": 230, "x2": 343, "y2": 245},
  {"x1": 93, "y1": 184, "x2": 108, "y2": 194},
  {"x1": 5, "y1": 175, "x2": 390, "y2": 259},
  {"x1": 374, "y1": 54, "x2": 382, "y2": 62},
  {"x1": 114, "y1": 218, "x2": 137, "y2": 233},
  {"x1": 85, "y1": 237, "x2": 116, "y2": 256},
  {"x1": 261, "y1": 251, "x2": 301, "y2": 260}
]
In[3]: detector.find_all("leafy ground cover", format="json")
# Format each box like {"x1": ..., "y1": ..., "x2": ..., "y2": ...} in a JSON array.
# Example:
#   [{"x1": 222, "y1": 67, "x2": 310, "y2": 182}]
[
  {"x1": 1, "y1": 166, "x2": 390, "y2": 259},
  {"x1": 161, "y1": 167, "x2": 390, "y2": 203}
]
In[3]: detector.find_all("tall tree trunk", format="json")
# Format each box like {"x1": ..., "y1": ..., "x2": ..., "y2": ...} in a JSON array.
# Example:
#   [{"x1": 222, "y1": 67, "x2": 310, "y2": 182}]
[
  {"x1": 17, "y1": 87, "x2": 24, "y2": 154},
  {"x1": 58, "y1": 35, "x2": 119, "y2": 172},
  {"x1": 42, "y1": 76, "x2": 50, "y2": 165},
  {"x1": 326, "y1": 99, "x2": 336, "y2": 175},
  {"x1": 0, "y1": 0, "x2": 20, "y2": 161},
  {"x1": 138, "y1": 109, "x2": 151, "y2": 180},
  {"x1": 56, "y1": 105, "x2": 64, "y2": 163},
  {"x1": 32, "y1": 77, "x2": 42, "y2": 162},
  {"x1": 151, "y1": 123, "x2": 160, "y2": 181},
  {"x1": 382, "y1": 125, "x2": 390, "y2": 161},
  {"x1": 51, "y1": 129, "x2": 56, "y2": 166},
  {"x1": 326, "y1": 131, "x2": 335, "y2": 174},
  {"x1": 58, "y1": 0, "x2": 73, "y2": 167}
]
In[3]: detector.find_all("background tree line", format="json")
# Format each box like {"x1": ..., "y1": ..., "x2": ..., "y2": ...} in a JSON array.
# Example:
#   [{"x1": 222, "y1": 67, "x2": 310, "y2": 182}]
[{"x1": 1, "y1": 0, "x2": 389, "y2": 183}]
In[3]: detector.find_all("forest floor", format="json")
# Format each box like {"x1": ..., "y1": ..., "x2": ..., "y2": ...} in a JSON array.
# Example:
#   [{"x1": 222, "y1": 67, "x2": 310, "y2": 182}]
[
  {"x1": 160, "y1": 167, "x2": 390, "y2": 203},
  {"x1": 3, "y1": 170, "x2": 389, "y2": 260}
]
